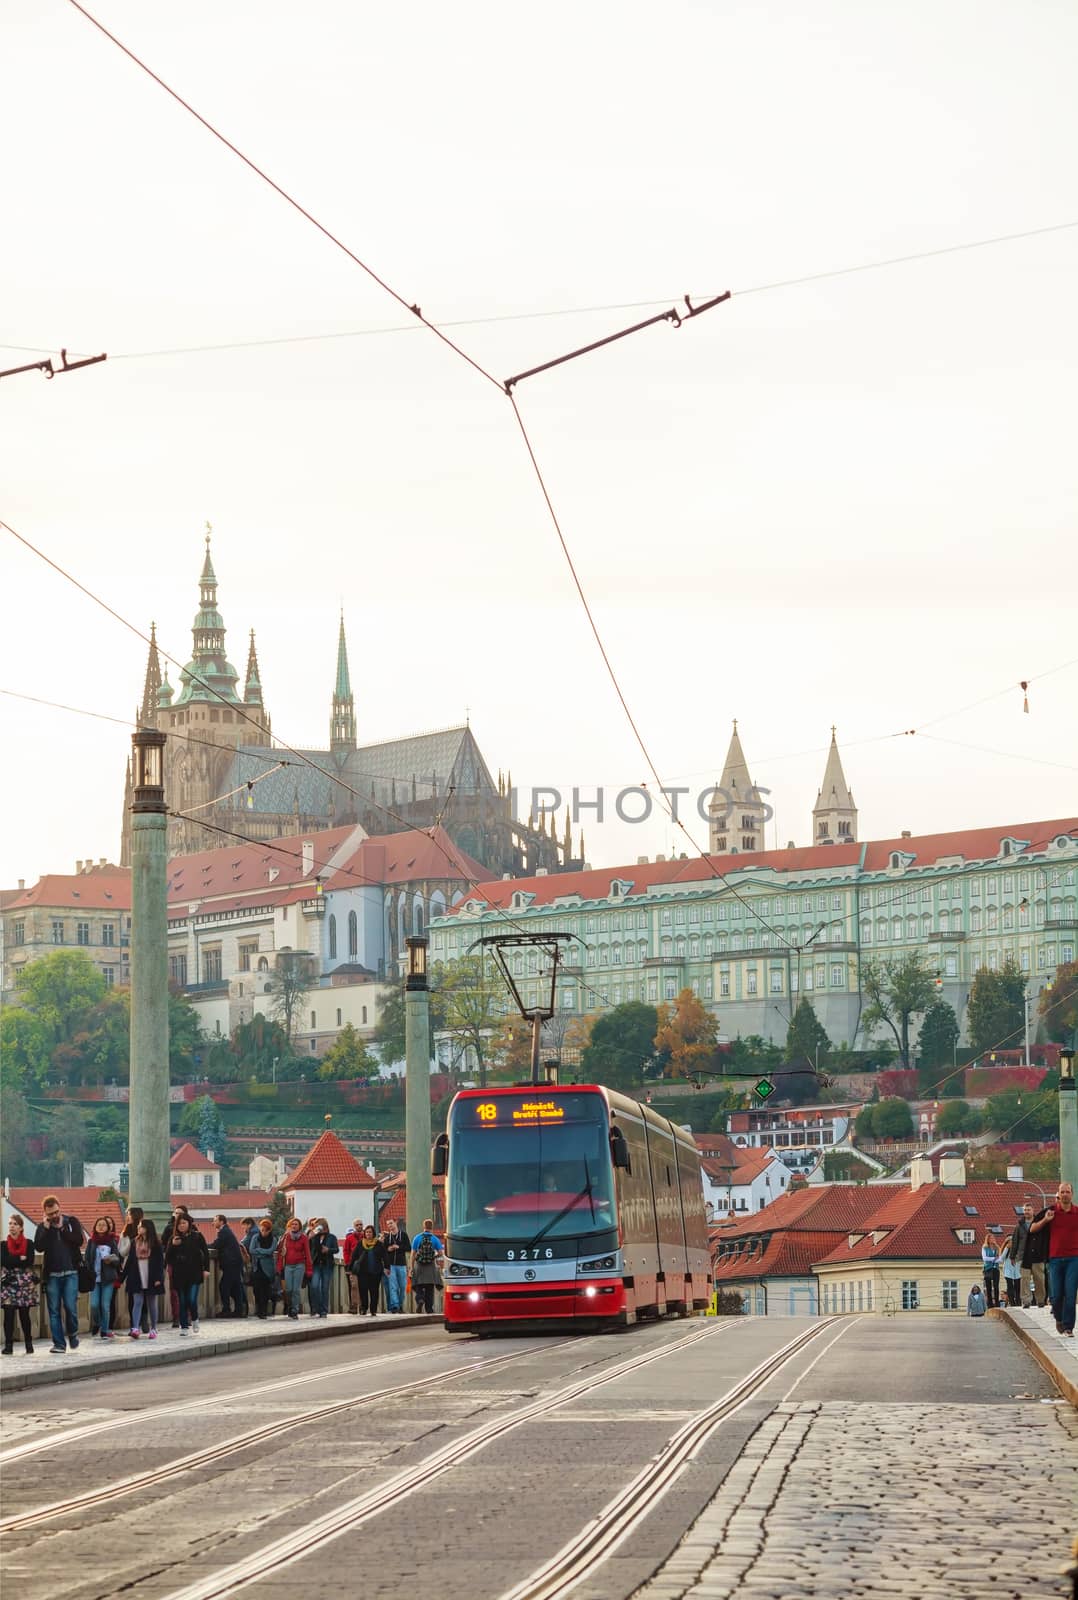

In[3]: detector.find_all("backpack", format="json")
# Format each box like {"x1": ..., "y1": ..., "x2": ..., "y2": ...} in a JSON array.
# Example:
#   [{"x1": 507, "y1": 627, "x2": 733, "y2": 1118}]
[{"x1": 414, "y1": 1235, "x2": 436, "y2": 1267}]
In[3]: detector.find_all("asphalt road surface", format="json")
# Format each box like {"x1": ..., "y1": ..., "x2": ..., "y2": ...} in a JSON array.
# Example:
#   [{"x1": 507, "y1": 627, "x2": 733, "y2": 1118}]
[{"x1": 1, "y1": 1315, "x2": 1074, "y2": 1600}]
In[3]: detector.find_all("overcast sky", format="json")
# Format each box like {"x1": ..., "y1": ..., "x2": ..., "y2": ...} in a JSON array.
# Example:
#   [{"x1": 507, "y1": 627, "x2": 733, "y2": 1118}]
[{"x1": 2, "y1": 0, "x2": 1076, "y2": 889}]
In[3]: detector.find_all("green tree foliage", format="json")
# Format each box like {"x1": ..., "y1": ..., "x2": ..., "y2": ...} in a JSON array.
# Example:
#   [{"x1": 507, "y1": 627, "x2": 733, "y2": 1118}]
[
  {"x1": 581, "y1": 1001, "x2": 659, "y2": 1091},
  {"x1": 52, "y1": 989, "x2": 130, "y2": 1086},
  {"x1": 268, "y1": 1186, "x2": 292, "y2": 1234},
  {"x1": 0, "y1": 1007, "x2": 51, "y2": 1088},
  {"x1": 14, "y1": 951, "x2": 107, "y2": 1047},
  {"x1": 268, "y1": 948, "x2": 316, "y2": 1043},
  {"x1": 318, "y1": 1022, "x2": 379, "y2": 1080},
  {"x1": 823, "y1": 1151, "x2": 875, "y2": 1182},
  {"x1": 967, "y1": 958, "x2": 1027, "y2": 1056},
  {"x1": 85, "y1": 1105, "x2": 129, "y2": 1163},
  {"x1": 935, "y1": 1099, "x2": 983, "y2": 1137},
  {"x1": 168, "y1": 991, "x2": 204, "y2": 1078},
  {"x1": 855, "y1": 1098, "x2": 914, "y2": 1140},
  {"x1": 0, "y1": 1086, "x2": 29, "y2": 1177},
  {"x1": 916, "y1": 1001, "x2": 960, "y2": 1094},
  {"x1": 373, "y1": 979, "x2": 442, "y2": 1066},
  {"x1": 47, "y1": 1102, "x2": 89, "y2": 1185},
  {"x1": 983, "y1": 1087, "x2": 1058, "y2": 1140},
  {"x1": 860, "y1": 954, "x2": 936, "y2": 1069},
  {"x1": 194, "y1": 1093, "x2": 229, "y2": 1165},
  {"x1": 784, "y1": 999, "x2": 830, "y2": 1066}
]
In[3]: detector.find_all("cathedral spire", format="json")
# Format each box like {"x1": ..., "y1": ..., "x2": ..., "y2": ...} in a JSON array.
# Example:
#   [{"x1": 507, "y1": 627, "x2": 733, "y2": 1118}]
[
  {"x1": 140, "y1": 623, "x2": 162, "y2": 726},
  {"x1": 812, "y1": 727, "x2": 857, "y2": 844},
  {"x1": 245, "y1": 629, "x2": 263, "y2": 708},
  {"x1": 330, "y1": 613, "x2": 357, "y2": 752},
  {"x1": 175, "y1": 527, "x2": 242, "y2": 707}
]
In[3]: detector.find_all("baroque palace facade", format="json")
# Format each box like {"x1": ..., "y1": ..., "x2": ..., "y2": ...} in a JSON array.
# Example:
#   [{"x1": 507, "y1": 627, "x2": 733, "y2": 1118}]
[
  {"x1": 430, "y1": 798, "x2": 1078, "y2": 1050},
  {"x1": 120, "y1": 533, "x2": 575, "y2": 880}
]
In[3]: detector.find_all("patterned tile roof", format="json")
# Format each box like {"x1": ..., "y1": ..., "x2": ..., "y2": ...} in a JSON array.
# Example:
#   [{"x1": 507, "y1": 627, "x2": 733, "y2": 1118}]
[
  {"x1": 6, "y1": 1187, "x2": 126, "y2": 1226},
  {"x1": 284, "y1": 1130, "x2": 377, "y2": 1190},
  {"x1": 5, "y1": 871, "x2": 131, "y2": 914},
  {"x1": 813, "y1": 1180, "x2": 1030, "y2": 1266}
]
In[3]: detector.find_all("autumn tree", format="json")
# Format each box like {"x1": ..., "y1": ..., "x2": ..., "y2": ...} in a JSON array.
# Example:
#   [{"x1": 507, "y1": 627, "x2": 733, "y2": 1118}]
[
  {"x1": 967, "y1": 958, "x2": 1027, "y2": 1055},
  {"x1": 860, "y1": 954, "x2": 936, "y2": 1069},
  {"x1": 1040, "y1": 958, "x2": 1078, "y2": 1045},
  {"x1": 654, "y1": 989, "x2": 719, "y2": 1079},
  {"x1": 433, "y1": 954, "x2": 506, "y2": 1087}
]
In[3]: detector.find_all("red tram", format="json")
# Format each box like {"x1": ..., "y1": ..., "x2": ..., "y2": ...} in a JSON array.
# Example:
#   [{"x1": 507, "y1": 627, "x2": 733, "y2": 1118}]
[{"x1": 434, "y1": 1084, "x2": 711, "y2": 1333}]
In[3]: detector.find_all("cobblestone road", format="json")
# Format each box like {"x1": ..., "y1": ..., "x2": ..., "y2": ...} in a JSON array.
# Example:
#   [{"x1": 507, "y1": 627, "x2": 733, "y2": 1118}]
[{"x1": 635, "y1": 1399, "x2": 1078, "y2": 1600}]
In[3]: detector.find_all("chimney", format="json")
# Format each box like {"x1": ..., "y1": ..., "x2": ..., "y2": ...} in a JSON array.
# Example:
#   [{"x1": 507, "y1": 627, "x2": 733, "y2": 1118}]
[
  {"x1": 1006, "y1": 1164, "x2": 1024, "y2": 1183},
  {"x1": 17, "y1": 880, "x2": 24, "y2": 891},
  {"x1": 901, "y1": 830, "x2": 911, "y2": 839},
  {"x1": 301, "y1": 841, "x2": 314, "y2": 877},
  {"x1": 939, "y1": 1155, "x2": 966, "y2": 1187},
  {"x1": 637, "y1": 856, "x2": 649, "y2": 865},
  {"x1": 75, "y1": 860, "x2": 83, "y2": 874},
  {"x1": 910, "y1": 1155, "x2": 934, "y2": 1191},
  {"x1": 535, "y1": 867, "x2": 548, "y2": 877}
]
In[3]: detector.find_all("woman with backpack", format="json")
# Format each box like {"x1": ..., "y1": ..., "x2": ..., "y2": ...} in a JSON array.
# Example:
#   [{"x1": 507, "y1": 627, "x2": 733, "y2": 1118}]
[
  {"x1": 85, "y1": 1217, "x2": 122, "y2": 1340},
  {"x1": 349, "y1": 1225, "x2": 387, "y2": 1317},
  {"x1": 123, "y1": 1219, "x2": 164, "y2": 1340},
  {"x1": 410, "y1": 1219, "x2": 444, "y2": 1315}
]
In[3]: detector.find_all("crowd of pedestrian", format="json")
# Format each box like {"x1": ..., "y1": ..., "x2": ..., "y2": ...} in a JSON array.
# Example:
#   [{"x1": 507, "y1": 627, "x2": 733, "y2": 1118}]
[
  {"x1": 967, "y1": 1186, "x2": 1078, "y2": 1333},
  {"x1": 1, "y1": 1196, "x2": 446, "y2": 1354}
]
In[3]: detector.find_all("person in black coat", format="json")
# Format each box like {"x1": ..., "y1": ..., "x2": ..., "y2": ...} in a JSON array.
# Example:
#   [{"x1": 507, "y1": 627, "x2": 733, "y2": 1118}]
[
  {"x1": 213, "y1": 1216, "x2": 247, "y2": 1318},
  {"x1": 165, "y1": 1218, "x2": 209, "y2": 1334},
  {"x1": 121, "y1": 1219, "x2": 165, "y2": 1339}
]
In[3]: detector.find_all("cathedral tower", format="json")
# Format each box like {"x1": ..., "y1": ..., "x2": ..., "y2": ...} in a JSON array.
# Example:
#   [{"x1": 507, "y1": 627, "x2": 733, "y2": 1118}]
[
  {"x1": 330, "y1": 614, "x2": 357, "y2": 753},
  {"x1": 812, "y1": 728, "x2": 857, "y2": 843},
  {"x1": 709, "y1": 721, "x2": 767, "y2": 854}
]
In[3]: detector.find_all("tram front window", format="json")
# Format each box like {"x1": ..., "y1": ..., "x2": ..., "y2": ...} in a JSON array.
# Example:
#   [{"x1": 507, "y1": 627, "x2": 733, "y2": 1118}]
[{"x1": 448, "y1": 1095, "x2": 616, "y2": 1242}]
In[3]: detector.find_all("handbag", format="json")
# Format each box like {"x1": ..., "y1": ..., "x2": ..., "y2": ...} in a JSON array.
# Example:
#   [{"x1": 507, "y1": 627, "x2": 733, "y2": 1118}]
[{"x1": 77, "y1": 1261, "x2": 95, "y2": 1294}]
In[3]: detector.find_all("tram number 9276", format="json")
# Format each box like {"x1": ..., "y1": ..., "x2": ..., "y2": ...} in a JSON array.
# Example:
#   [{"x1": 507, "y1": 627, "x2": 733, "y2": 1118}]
[{"x1": 505, "y1": 1248, "x2": 555, "y2": 1260}]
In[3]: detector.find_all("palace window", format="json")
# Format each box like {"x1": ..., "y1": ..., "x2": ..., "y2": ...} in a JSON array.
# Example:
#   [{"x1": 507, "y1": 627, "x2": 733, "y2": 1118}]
[
  {"x1": 51, "y1": 919, "x2": 64, "y2": 944},
  {"x1": 203, "y1": 947, "x2": 223, "y2": 983},
  {"x1": 11, "y1": 920, "x2": 24, "y2": 945},
  {"x1": 101, "y1": 923, "x2": 115, "y2": 946},
  {"x1": 770, "y1": 969, "x2": 783, "y2": 993},
  {"x1": 103, "y1": 967, "x2": 116, "y2": 987},
  {"x1": 76, "y1": 923, "x2": 89, "y2": 946},
  {"x1": 169, "y1": 954, "x2": 187, "y2": 987},
  {"x1": 746, "y1": 970, "x2": 758, "y2": 995},
  {"x1": 941, "y1": 1280, "x2": 959, "y2": 1311},
  {"x1": 901, "y1": 1280, "x2": 919, "y2": 1311}
]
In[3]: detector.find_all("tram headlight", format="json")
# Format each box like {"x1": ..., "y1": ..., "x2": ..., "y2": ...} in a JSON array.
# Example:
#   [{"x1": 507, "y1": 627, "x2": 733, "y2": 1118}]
[
  {"x1": 579, "y1": 1255, "x2": 617, "y2": 1272},
  {"x1": 467, "y1": 1291, "x2": 481, "y2": 1302},
  {"x1": 447, "y1": 1262, "x2": 482, "y2": 1278},
  {"x1": 583, "y1": 1286, "x2": 598, "y2": 1298}
]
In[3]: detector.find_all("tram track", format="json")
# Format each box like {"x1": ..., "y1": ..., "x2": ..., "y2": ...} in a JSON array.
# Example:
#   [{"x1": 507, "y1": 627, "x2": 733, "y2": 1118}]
[
  {"x1": 497, "y1": 1316, "x2": 845, "y2": 1600},
  {"x1": 0, "y1": 1327, "x2": 497, "y2": 1467},
  {"x1": 122, "y1": 1319, "x2": 731, "y2": 1600},
  {"x1": 0, "y1": 1333, "x2": 585, "y2": 1532}
]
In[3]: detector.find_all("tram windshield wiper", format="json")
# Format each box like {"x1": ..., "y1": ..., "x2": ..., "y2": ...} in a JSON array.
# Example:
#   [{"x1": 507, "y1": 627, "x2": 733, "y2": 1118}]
[{"x1": 525, "y1": 1162, "x2": 593, "y2": 1251}]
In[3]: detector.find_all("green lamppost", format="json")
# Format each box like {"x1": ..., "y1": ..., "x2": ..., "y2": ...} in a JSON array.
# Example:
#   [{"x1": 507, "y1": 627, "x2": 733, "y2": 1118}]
[
  {"x1": 405, "y1": 936, "x2": 433, "y2": 1238},
  {"x1": 1059, "y1": 1047, "x2": 1077, "y2": 1189},
  {"x1": 127, "y1": 728, "x2": 172, "y2": 1228}
]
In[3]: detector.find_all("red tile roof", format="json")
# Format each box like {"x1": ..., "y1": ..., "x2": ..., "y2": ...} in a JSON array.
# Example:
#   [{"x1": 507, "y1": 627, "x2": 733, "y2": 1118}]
[
  {"x1": 284, "y1": 1130, "x2": 377, "y2": 1190},
  {"x1": 731, "y1": 1147, "x2": 780, "y2": 1181},
  {"x1": 170, "y1": 1143, "x2": 220, "y2": 1172},
  {"x1": 814, "y1": 1180, "x2": 1029, "y2": 1266},
  {"x1": 709, "y1": 1184, "x2": 904, "y2": 1283},
  {"x1": 441, "y1": 818, "x2": 1078, "y2": 912},
  {"x1": 6, "y1": 1187, "x2": 126, "y2": 1226},
  {"x1": 694, "y1": 1133, "x2": 739, "y2": 1163},
  {"x1": 377, "y1": 1178, "x2": 445, "y2": 1231},
  {"x1": 5, "y1": 871, "x2": 132, "y2": 913}
]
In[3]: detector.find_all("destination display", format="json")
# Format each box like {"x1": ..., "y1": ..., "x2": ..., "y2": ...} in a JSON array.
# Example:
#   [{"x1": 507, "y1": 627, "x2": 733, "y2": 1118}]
[{"x1": 456, "y1": 1093, "x2": 599, "y2": 1128}]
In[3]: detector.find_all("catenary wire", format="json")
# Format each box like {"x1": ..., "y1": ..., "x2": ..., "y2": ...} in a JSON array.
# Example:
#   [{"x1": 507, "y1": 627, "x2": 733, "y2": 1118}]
[{"x1": 5, "y1": 223, "x2": 1076, "y2": 364}]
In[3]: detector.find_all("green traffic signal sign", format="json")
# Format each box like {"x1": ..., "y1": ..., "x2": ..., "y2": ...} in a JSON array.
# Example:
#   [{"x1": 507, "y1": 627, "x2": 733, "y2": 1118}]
[{"x1": 753, "y1": 1077, "x2": 776, "y2": 1101}]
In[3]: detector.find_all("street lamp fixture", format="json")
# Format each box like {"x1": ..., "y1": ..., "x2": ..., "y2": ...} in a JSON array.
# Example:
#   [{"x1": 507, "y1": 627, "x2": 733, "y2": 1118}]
[
  {"x1": 406, "y1": 935, "x2": 429, "y2": 992},
  {"x1": 1061, "y1": 1048, "x2": 1076, "y2": 1082},
  {"x1": 473, "y1": 931, "x2": 577, "y2": 1084},
  {"x1": 131, "y1": 728, "x2": 166, "y2": 813}
]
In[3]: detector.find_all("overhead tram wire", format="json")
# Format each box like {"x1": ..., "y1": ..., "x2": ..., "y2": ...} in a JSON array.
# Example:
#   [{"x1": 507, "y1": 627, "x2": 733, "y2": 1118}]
[{"x1": 6, "y1": 222, "x2": 1076, "y2": 366}]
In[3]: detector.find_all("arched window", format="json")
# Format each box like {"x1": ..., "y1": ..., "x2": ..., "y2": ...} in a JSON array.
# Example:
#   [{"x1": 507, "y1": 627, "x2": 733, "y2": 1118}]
[
  {"x1": 328, "y1": 915, "x2": 337, "y2": 960},
  {"x1": 348, "y1": 910, "x2": 358, "y2": 958},
  {"x1": 257, "y1": 956, "x2": 269, "y2": 972}
]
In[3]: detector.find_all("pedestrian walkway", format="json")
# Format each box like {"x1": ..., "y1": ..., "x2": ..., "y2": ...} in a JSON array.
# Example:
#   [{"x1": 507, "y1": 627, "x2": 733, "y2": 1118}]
[
  {"x1": 637, "y1": 1399, "x2": 1078, "y2": 1600},
  {"x1": 1003, "y1": 1304, "x2": 1078, "y2": 1406},
  {"x1": 0, "y1": 1312, "x2": 434, "y2": 1393}
]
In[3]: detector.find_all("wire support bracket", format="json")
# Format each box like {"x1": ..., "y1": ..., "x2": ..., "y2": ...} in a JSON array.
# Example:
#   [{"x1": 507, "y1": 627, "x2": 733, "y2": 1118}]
[
  {"x1": 0, "y1": 348, "x2": 107, "y2": 383},
  {"x1": 503, "y1": 291, "x2": 731, "y2": 392}
]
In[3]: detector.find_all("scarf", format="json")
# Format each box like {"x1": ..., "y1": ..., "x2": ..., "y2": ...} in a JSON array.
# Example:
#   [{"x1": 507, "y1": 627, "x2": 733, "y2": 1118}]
[{"x1": 6, "y1": 1234, "x2": 29, "y2": 1261}]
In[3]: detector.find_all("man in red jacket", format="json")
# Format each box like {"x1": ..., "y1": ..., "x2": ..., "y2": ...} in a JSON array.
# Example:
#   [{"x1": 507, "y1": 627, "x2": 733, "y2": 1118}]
[
  {"x1": 277, "y1": 1217, "x2": 313, "y2": 1321},
  {"x1": 342, "y1": 1218, "x2": 363, "y2": 1315}
]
